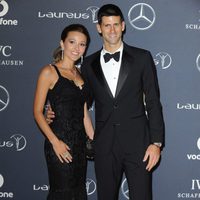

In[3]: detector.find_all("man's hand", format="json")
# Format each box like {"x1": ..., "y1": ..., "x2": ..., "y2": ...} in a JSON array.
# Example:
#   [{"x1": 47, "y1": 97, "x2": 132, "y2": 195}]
[
  {"x1": 45, "y1": 104, "x2": 55, "y2": 124},
  {"x1": 143, "y1": 144, "x2": 161, "y2": 171}
]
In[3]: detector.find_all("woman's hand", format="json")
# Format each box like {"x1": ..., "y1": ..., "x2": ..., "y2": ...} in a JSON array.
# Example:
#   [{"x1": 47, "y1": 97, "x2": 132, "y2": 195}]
[
  {"x1": 51, "y1": 138, "x2": 72, "y2": 163},
  {"x1": 45, "y1": 104, "x2": 55, "y2": 124}
]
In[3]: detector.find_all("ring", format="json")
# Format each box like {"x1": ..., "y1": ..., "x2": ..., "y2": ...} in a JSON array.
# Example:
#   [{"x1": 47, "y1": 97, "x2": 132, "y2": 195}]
[{"x1": 63, "y1": 152, "x2": 69, "y2": 157}]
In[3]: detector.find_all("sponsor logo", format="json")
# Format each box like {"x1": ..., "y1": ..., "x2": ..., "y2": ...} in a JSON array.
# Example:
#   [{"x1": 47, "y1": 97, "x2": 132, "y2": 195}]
[
  {"x1": 0, "y1": 85, "x2": 9, "y2": 111},
  {"x1": 33, "y1": 179, "x2": 96, "y2": 195},
  {"x1": 86, "y1": 178, "x2": 96, "y2": 195},
  {"x1": 0, "y1": 174, "x2": 14, "y2": 198},
  {"x1": 0, "y1": 174, "x2": 4, "y2": 188},
  {"x1": 185, "y1": 9, "x2": 200, "y2": 31},
  {"x1": 197, "y1": 138, "x2": 200, "y2": 150},
  {"x1": 0, "y1": 134, "x2": 27, "y2": 151},
  {"x1": 0, "y1": 0, "x2": 18, "y2": 26},
  {"x1": 86, "y1": 6, "x2": 99, "y2": 23},
  {"x1": 0, "y1": 0, "x2": 8, "y2": 17},
  {"x1": 38, "y1": 6, "x2": 99, "y2": 23},
  {"x1": 177, "y1": 103, "x2": 200, "y2": 110},
  {"x1": 33, "y1": 184, "x2": 49, "y2": 191},
  {"x1": 0, "y1": 45, "x2": 24, "y2": 67},
  {"x1": 121, "y1": 178, "x2": 129, "y2": 199},
  {"x1": 154, "y1": 52, "x2": 172, "y2": 69},
  {"x1": 128, "y1": 3, "x2": 156, "y2": 30},
  {"x1": 187, "y1": 138, "x2": 200, "y2": 161},
  {"x1": 196, "y1": 54, "x2": 200, "y2": 72},
  {"x1": 177, "y1": 179, "x2": 200, "y2": 198},
  {"x1": 0, "y1": 45, "x2": 11, "y2": 57}
]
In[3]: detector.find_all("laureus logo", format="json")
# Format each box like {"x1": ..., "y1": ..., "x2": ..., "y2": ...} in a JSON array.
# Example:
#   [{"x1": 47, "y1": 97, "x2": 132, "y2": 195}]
[
  {"x1": 121, "y1": 178, "x2": 129, "y2": 199},
  {"x1": 86, "y1": 6, "x2": 99, "y2": 23},
  {"x1": 0, "y1": 134, "x2": 27, "y2": 151},
  {"x1": 38, "y1": 6, "x2": 99, "y2": 23},
  {"x1": 154, "y1": 52, "x2": 172, "y2": 69},
  {"x1": 128, "y1": 3, "x2": 156, "y2": 30}
]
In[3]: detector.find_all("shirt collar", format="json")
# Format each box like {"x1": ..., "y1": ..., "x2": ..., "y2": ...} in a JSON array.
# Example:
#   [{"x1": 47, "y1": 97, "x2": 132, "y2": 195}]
[{"x1": 102, "y1": 42, "x2": 124, "y2": 55}]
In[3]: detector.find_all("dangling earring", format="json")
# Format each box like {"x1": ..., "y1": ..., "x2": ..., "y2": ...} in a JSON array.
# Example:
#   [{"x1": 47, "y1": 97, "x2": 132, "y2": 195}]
[
  {"x1": 81, "y1": 56, "x2": 83, "y2": 64},
  {"x1": 61, "y1": 49, "x2": 64, "y2": 60}
]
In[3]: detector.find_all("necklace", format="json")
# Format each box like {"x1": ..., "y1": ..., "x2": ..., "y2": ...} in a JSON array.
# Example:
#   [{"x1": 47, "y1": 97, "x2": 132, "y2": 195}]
[{"x1": 57, "y1": 64, "x2": 83, "y2": 90}]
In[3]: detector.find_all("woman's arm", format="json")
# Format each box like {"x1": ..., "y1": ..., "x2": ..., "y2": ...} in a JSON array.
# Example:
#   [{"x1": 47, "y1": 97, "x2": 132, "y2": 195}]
[
  {"x1": 83, "y1": 103, "x2": 94, "y2": 140},
  {"x1": 33, "y1": 65, "x2": 72, "y2": 163}
]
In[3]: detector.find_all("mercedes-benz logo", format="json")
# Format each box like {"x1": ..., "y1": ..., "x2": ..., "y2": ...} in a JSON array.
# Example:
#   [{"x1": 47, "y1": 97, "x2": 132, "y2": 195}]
[
  {"x1": 128, "y1": 3, "x2": 156, "y2": 30},
  {"x1": 0, "y1": 0, "x2": 9, "y2": 17},
  {"x1": 86, "y1": 178, "x2": 96, "y2": 195},
  {"x1": 121, "y1": 178, "x2": 129, "y2": 199},
  {"x1": 86, "y1": 6, "x2": 99, "y2": 23},
  {"x1": 154, "y1": 52, "x2": 172, "y2": 69},
  {"x1": 0, "y1": 174, "x2": 4, "y2": 188},
  {"x1": 10, "y1": 134, "x2": 27, "y2": 151},
  {"x1": 196, "y1": 54, "x2": 200, "y2": 72},
  {"x1": 197, "y1": 138, "x2": 200, "y2": 151},
  {"x1": 0, "y1": 85, "x2": 9, "y2": 111}
]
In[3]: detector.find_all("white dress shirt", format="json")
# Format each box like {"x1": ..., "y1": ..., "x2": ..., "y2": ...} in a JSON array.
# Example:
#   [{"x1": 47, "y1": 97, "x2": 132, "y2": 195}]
[{"x1": 100, "y1": 43, "x2": 123, "y2": 97}]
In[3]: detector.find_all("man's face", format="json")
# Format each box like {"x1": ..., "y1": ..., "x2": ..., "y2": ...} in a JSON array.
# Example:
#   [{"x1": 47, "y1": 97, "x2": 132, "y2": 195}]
[{"x1": 97, "y1": 16, "x2": 125, "y2": 50}]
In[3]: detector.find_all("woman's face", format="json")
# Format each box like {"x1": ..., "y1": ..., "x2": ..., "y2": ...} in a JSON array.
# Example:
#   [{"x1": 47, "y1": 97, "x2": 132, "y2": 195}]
[{"x1": 60, "y1": 31, "x2": 87, "y2": 62}]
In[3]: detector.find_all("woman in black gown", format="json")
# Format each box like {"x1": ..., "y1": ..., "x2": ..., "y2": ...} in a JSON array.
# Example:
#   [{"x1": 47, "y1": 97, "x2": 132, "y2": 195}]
[{"x1": 34, "y1": 24, "x2": 94, "y2": 200}]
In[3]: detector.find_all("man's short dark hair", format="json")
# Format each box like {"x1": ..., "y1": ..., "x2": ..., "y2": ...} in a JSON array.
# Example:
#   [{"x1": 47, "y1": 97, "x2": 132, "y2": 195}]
[{"x1": 97, "y1": 4, "x2": 124, "y2": 24}]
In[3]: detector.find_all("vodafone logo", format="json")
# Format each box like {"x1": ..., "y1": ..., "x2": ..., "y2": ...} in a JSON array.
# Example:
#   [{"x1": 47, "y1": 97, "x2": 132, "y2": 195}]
[
  {"x1": 0, "y1": 0, "x2": 9, "y2": 17},
  {"x1": 0, "y1": 0, "x2": 18, "y2": 26},
  {"x1": 197, "y1": 138, "x2": 200, "y2": 150}
]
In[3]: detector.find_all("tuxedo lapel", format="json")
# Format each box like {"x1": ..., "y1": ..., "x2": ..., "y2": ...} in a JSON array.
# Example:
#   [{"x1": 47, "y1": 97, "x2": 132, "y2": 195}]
[
  {"x1": 91, "y1": 52, "x2": 113, "y2": 98},
  {"x1": 115, "y1": 47, "x2": 133, "y2": 98}
]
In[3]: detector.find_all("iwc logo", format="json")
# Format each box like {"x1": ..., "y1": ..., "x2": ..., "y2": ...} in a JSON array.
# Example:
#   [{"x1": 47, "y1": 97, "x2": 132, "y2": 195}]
[
  {"x1": 154, "y1": 52, "x2": 172, "y2": 69},
  {"x1": 0, "y1": 85, "x2": 9, "y2": 111},
  {"x1": 128, "y1": 3, "x2": 156, "y2": 30}
]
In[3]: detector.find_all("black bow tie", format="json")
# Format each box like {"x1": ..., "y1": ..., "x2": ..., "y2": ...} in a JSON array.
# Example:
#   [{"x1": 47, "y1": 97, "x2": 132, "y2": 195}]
[{"x1": 103, "y1": 51, "x2": 120, "y2": 63}]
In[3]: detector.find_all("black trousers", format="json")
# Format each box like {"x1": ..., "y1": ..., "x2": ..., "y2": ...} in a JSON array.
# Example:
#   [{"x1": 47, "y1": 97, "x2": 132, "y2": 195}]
[{"x1": 94, "y1": 138, "x2": 152, "y2": 200}]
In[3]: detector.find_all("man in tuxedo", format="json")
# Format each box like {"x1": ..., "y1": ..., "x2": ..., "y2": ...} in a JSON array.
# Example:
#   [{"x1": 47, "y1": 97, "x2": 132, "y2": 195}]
[
  {"x1": 47, "y1": 4, "x2": 164, "y2": 200},
  {"x1": 81, "y1": 4, "x2": 164, "y2": 200}
]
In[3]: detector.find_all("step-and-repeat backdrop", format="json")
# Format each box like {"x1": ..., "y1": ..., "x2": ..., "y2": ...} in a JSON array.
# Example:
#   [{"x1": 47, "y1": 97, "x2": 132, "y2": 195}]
[{"x1": 0, "y1": 0, "x2": 200, "y2": 199}]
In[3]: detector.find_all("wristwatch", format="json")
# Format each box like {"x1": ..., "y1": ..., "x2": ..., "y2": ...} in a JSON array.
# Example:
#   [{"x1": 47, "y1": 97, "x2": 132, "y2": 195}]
[{"x1": 153, "y1": 142, "x2": 162, "y2": 148}]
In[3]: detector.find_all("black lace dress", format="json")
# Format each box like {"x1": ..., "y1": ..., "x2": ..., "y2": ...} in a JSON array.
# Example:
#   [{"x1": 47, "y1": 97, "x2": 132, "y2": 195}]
[{"x1": 45, "y1": 65, "x2": 87, "y2": 200}]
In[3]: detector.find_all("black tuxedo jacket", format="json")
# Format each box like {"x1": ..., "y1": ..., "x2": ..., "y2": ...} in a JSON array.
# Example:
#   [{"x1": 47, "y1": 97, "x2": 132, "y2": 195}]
[{"x1": 82, "y1": 43, "x2": 164, "y2": 155}]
